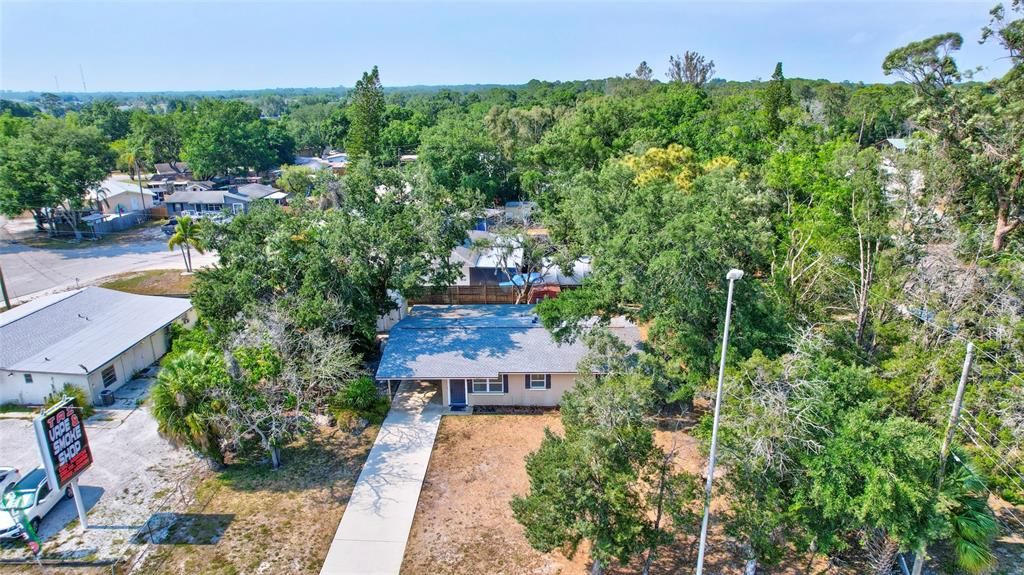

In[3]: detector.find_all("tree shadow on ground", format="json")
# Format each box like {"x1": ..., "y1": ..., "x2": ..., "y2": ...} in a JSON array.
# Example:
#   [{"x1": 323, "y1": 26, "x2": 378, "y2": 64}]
[
  {"x1": 215, "y1": 426, "x2": 376, "y2": 499},
  {"x1": 132, "y1": 513, "x2": 234, "y2": 545}
]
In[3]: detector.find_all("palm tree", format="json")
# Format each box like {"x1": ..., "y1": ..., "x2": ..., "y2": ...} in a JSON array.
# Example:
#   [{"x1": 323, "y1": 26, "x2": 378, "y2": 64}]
[
  {"x1": 111, "y1": 137, "x2": 149, "y2": 211},
  {"x1": 167, "y1": 215, "x2": 205, "y2": 272},
  {"x1": 940, "y1": 454, "x2": 998, "y2": 574},
  {"x1": 152, "y1": 350, "x2": 227, "y2": 466}
]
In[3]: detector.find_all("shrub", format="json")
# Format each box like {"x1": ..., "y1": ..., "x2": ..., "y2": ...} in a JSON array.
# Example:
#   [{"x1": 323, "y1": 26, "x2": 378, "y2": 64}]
[
  {"x1": 331, "y1": 376, "x2": 389, "y2": 425},
  {"x1": 44, "y1": 383, "x2": 95, "y2": 419}
]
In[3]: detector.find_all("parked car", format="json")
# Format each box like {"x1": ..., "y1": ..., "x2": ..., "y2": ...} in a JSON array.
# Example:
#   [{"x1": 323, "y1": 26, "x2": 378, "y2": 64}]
[
  {"x1": 0, "y1": 467, "x2": 19, "y2": 495},
  {"x1": 0, "y1": 469, "x2": 71, "y2": 539},
  {"x1": 161, "y1": 217, "x2": 179, "y2": 236}
]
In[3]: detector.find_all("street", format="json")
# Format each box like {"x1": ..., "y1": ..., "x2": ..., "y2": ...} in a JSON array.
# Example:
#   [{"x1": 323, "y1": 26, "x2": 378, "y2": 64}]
[{"x1": 0, "y1": 217, "x2": 216, "y2": 304}]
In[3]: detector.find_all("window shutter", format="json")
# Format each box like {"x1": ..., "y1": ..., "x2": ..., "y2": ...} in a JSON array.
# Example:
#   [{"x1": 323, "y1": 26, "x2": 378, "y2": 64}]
[
  {"x1": 502, "y1": 374, "x2": 509, "y2": 394},
  {"x1": 466, "y1": 379, "x2": 473, "y2": 394},
  {"x1": 545, "y1": 374, "x2": 552, "y2": 389},
  {"x1": 524, "y1": 373, "x2": 531, "y2": 389}
]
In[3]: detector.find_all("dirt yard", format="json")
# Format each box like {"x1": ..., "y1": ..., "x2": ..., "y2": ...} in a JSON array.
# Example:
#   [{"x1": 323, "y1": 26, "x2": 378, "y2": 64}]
[
  {"x1": 133, "y1": 425, "x2": 378, "y2": 575},
  {"x1": 402, "y1": 413, "x2": 874, "y2": 575}
]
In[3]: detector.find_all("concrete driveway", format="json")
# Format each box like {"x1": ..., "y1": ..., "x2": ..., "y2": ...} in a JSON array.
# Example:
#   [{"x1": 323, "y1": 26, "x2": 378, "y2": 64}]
[
  {"x1": 0, "y1": 217, "x2": 216, "y2": 303},
  {"x1": 320, "y1": 381, "x2": 444, "y2": 575},
  {"x1": 0, "y1": 378, "x2": 199, "y2": 561}
]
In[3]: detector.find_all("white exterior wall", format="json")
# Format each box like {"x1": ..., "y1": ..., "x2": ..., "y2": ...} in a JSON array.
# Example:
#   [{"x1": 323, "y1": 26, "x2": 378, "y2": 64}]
[
  {"x1": 0, "y1": 372, "x2": 90, "y2": 405},
  {"x1": 438, "y1": 373, "x2": 577, "y2": 407},
  {"x1": 1, "y1": 310, "x2": 192, "y2": 406}
]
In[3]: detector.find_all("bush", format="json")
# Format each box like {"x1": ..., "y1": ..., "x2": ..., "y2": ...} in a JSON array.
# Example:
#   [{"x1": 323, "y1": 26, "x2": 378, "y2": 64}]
[
  {"x1": 331, "y1": 376, "x2": 389, "y2": 425},
  {"x1": 44, "y1": 383, "x2": 95, "y2": 419}
]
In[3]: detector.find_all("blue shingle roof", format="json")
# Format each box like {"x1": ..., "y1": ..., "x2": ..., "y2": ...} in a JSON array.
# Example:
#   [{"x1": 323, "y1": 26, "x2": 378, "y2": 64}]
[{"x1": 375, "y1": 305, "x2": 639, "y2": 380}]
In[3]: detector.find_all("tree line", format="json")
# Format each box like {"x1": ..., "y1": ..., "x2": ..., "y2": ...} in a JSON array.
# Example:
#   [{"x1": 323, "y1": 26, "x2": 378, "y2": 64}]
[{"x1": 0, "y1": 3, "x2": 1020, "y2": 572}]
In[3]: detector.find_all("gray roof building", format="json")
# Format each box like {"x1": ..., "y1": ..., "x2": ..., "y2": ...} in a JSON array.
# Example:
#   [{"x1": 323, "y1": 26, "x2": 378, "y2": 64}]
[
  {"x1": 163, "y1": 189, "x2": 251, "y2": 206},
  {"x1": 0, "y1": 288, "x2": 193, "y2": 375},
  {"x1": 375, "y1": 305, "x2": 640, "y2": 380}
]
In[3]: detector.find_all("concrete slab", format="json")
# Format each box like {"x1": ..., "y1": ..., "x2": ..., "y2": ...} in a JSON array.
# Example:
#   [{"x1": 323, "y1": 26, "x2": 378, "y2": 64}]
[{"x1": 320, "y1": 380, "x2": 443, "y2": 575}]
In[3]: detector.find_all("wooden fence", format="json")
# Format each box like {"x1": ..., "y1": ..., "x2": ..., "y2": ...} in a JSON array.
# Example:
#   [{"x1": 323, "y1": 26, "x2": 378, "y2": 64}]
[
  {"x1": 408, "y1": 285, "x2": 522, "y2": 305},
  {"x1": 407, "y1": 284, "x2": 578, "y2": 305}
]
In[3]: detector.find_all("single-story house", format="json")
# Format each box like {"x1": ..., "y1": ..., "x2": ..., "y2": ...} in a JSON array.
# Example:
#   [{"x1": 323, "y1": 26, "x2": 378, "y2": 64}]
[
  {"x1": 0, "y1": 287, "x2": 195, "y2": 406},
  {"x1": 163, "y1": 189, "x2": 252, "y2": 216},
  {"x1": 90, "y1": 177, "x2": 159, "y2": 213},
  {"x1": 449, "y1": 231, "x2": 591, "y2": 287},
  {"x1": 147, "y1": 163, "x2": 194, "y2": 201},
  {"x1": 234, "y1": 183, "x2": 286, "y2": 202},
  {"x1": 375, "y1": 305, "x2": 640, "y2": 408}
]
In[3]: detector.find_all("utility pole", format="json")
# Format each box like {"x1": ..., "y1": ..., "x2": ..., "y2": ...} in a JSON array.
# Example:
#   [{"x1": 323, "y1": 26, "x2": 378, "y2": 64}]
[
  {"x1": 911, "y1": 342, "x2": 974, "y2": 575},
  {"x1": 695, "y1": 268, "x2": 744, "y2": 575},
  {"x1": 0, "y1": 262, "x2": 10, "y2": 309}
]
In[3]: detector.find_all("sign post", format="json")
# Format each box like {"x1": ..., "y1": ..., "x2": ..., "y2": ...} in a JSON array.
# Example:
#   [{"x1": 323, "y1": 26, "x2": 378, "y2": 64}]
[{"x1": 33, "y1": 397, "x2": 94, "y2": 532}]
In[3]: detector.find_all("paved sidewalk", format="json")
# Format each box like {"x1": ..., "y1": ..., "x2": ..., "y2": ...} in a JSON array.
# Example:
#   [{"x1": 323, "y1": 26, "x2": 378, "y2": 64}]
[{"x1": 320, "y1": 380, "x2": 444, "y2": 575}]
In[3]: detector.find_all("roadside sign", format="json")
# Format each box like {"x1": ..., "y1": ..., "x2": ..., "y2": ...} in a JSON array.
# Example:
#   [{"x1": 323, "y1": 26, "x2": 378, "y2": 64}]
[{"x1": 33, "y1": 397, "x2": 93, "y2": 491}]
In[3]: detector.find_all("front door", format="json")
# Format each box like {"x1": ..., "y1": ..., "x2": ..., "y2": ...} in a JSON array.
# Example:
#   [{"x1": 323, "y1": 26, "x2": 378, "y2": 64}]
[{"x1": 448, "y1": 379, "x2": 466, "y2": 406}]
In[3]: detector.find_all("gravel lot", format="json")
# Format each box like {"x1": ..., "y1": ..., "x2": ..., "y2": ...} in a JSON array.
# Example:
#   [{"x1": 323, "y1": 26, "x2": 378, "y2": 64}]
[{"x1": 0, "y1": 378, "x2": 200, "y2": 565}]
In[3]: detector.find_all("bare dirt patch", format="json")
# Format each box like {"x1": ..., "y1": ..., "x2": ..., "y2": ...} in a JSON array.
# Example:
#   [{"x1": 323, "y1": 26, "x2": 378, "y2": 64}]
[
  {"x1": 402, "y1": 413, "x2": 586, "y2": 575},
  {"x1": 402, "y1": 413, "x2": 867, "y2": 575},
  {"x1": 135, "y1": 425, "x2": 378, "y2": 575}
]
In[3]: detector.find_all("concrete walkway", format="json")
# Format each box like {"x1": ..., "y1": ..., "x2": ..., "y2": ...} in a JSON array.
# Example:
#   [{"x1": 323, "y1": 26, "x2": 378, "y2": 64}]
[{"x1": 320, "y1": 380, "x2": 444, "y2": 575}]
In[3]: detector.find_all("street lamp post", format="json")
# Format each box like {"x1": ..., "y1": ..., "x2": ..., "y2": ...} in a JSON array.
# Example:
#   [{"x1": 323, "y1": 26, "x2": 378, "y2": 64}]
[{"x1": 694, "y1": 268, "x2": 744, "y2": 575}]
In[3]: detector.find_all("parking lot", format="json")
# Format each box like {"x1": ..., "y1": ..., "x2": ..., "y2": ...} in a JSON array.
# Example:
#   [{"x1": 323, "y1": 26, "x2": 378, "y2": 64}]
[{"x1": 0, "y1": 378, "x2": 200, "y2": 565}]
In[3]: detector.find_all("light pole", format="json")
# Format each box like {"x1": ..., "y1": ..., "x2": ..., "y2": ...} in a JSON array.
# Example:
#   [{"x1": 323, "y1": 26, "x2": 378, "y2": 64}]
[{"x1": 695, "y1": 268, "x2": 744, "y2": 575}]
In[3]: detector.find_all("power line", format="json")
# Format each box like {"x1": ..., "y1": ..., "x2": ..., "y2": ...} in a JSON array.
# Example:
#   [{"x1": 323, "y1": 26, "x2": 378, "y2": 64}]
[
  {"x1": 958, "y1": 412, "x2": 1024, "y2": 489},
  {"x1": 817, "y1": 263, "x2": 1024, "y2": 390}
]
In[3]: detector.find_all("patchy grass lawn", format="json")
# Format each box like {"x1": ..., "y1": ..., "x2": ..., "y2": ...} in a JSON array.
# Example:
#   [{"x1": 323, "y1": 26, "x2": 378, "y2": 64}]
[
  {"x1": 401, "y1": 413, "x2": 866, "y2": 575},
  {"x1": 402, "y1": 413, "x2": 588, "y2": 575},
  {"x1": 136, "y1": 425, "x2": 378, "y2": 575},
  {"x1": 100, "y1": 269, "x2": 195, "y2": 296}
]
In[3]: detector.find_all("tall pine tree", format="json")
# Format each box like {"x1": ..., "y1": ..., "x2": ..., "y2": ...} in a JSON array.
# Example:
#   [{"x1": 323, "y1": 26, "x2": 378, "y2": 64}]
[
  {"x1": 764, "y1": 62, "x2": 792, "y2": 135},
  {"x1": 345, "y1": 66, "x2": 385, "y2": 158}
]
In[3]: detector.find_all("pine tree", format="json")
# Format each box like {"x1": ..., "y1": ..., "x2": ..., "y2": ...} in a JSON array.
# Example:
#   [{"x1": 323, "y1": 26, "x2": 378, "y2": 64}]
[
  {"x1": 764, "y1": 62, "x2": 793, "y2": 135},
  {"x1": 346, "y1": 66, "x2": 385, "y2": 158}
]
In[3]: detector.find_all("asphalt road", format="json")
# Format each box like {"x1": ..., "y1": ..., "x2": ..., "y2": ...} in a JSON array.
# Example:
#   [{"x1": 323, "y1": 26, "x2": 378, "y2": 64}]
[{"x1": 0, "y1": 218, "x2": 216, "y2": 304}]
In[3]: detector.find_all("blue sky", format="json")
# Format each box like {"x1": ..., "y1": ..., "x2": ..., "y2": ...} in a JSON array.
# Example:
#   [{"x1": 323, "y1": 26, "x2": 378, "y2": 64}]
[{"x1": 0, "y1": 1, "x2": 1012, "y2": 92}]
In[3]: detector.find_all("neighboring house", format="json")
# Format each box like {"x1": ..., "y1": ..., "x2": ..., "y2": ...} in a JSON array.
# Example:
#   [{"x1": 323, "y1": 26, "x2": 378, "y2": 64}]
[
  {"x1": 293, "y1": 156, "x2": 331, "y2": 171},
  {"x1": 147, "y1": 163, "x2": 193, "y2": 201},
  {"x1": 163, "y1": 189, "x2": 252, "y2": 216},
  {"x1": 154, "y1": 162, "x2": 191, "y2": 176},
  {"x1": 163, "y1": 182, "x2": 287, "y2": 216},
  {"x1": 504, "y1": 201, "x2": 538, "y2": 226},
  {"x1": 376, "y1": 305, "x2": 639, "y2": 408},
  {"x1": 90, "y1": 177, "x2": 159, "y2": 213},
  {"x1": 0, "y1": 288, "x2": 195, "y2": 406},
  {"x1": 880, "y1": 138, "x2": 910, "y2": 153},
  {"x1": 234, "y1": 183, "x2": 286, "y2": 202},
  {"x1": 449, "y1": 230, "x2": 591, "y2": 287},
  {"x1": 450, "y1": 230, "x2": 518, "y2": 286},
  {"x1": 323, "y1": 152, "x2": 349, "y2": 174}
]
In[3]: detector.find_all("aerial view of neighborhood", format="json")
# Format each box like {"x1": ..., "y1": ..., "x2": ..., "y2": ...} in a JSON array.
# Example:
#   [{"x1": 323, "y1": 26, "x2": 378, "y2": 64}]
[{"x1": 0, "y1": 1, "x2": 1022, "y2": 574}]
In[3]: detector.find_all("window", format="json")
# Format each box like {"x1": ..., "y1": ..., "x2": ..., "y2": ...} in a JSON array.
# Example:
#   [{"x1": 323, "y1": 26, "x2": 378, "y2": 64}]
[
  {"x1": 471, "y1": 378, "x2": 503, "y2": 393},
  {"x1": 37, "y1": 482, "x2": 50, "y2": 502},
  {"x1": 527, "y1": 374, "x2": 547, "y2": 390},
  {"x1": 101, "y1": 365, "x2": 117, "y2": 388},
  {"x1": 23, "y1": 374, "x2": 33, "y2": 384}
]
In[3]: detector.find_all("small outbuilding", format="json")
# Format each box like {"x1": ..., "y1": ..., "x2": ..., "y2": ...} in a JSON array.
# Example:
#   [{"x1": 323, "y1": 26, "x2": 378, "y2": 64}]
[{"x1": 0, "y1": 287, "x2": 195, "y2": 406}]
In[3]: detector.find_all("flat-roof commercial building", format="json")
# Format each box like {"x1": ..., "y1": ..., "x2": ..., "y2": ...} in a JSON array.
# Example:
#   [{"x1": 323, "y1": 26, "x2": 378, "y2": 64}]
[{"x1": 0, "y1": 288, "x2": 195, "y2": 406}]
